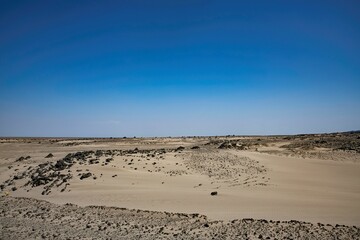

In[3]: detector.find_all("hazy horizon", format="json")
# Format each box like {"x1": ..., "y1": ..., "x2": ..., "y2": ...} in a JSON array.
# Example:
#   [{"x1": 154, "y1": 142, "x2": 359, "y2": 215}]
[
  {"x1": 1, "y1": 1, "x2": 360, "y2": 137},
  {"x1": 1, "y1": 129, "x2": 359, "y2": 139}
]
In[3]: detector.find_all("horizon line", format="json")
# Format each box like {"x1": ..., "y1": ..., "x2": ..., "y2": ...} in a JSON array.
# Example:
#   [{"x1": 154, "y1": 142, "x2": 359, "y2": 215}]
[{"x1": 1, "y1": 130, "x2": 359, "y2": 139}]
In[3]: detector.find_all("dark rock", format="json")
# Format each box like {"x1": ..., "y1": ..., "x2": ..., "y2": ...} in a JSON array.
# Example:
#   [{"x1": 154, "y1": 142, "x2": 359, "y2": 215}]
[
  {"x1": 210, "y1": 191, "x2": 218, "y2": 196},
  {"x1": 45, "y1": 153, "x2": 54, "y2": 158},
  {"x1": 31, "y1": 176, "x2": 53, "y2": 187},
  {"x1": 89, "y1": 159, "x2": 98, "y2": 164},
  {"x1": 95, "y1": 150, "x2": 103, "y2": 157},
  {"x1": 16, "y1": 156, "x2": 25, "y2": 162},
  {"x1": 175, "y1": 146, "x2": 185, "y2": 152},
  {"x1": 54, "y1": 160, "x2": 71, "y2": 171},
  {"x1": 80, "y1": 172, "x2": 92, "y2": 180}
]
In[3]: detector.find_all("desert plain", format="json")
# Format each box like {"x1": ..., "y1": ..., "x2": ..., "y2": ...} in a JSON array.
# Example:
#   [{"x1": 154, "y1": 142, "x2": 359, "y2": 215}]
[{"x1": 0, "y1": 132, "x2": 360, "y2": 239}]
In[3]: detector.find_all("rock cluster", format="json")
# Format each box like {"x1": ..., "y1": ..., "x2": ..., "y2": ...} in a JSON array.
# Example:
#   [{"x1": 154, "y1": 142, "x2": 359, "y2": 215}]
[
  {"x1": 15, "y1": 156, "x2": 31, "y2": 162},
  {"x1": 1, "y1": 148, "x2": 172, "y2": 195},
  {"x1": 218, "y1": 141, "x2": 248, "y2": 150}
]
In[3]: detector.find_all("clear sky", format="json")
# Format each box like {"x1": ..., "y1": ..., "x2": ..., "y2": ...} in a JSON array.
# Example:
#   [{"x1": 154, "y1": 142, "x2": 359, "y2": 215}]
[{"x1": 0, "y1": 0, "x2": 359, "y2": 137}]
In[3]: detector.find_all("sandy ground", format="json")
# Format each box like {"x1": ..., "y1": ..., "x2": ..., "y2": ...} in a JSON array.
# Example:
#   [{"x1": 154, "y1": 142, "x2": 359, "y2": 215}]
[
  {"x1": 1, "y1": 133, "x2": 360, "y2": 239},
  {"x1": 1, "y1": 196, "x2": 359, "y2": 239}
]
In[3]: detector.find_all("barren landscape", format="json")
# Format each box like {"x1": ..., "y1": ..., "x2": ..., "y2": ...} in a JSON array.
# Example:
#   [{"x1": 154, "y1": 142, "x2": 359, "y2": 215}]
[{"x1": 1, "y1": 132, "x2": 360, "y2": 239}]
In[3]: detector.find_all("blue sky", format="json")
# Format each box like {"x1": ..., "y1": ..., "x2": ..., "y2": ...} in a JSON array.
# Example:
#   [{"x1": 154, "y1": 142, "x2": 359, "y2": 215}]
[{"x1": 0, "y1": 0, "x2": 359, "y2": 137}]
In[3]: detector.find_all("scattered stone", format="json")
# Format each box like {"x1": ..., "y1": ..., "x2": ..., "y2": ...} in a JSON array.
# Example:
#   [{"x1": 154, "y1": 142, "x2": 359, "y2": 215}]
[
  {"x1": 175, "y1": 146, "x2": 185, "y2": 152},
  {"x1": 80, "y1": 173, "x2": 92, "y2": 180},
  {"x1": 15, "y1": 156, "x2": 25, "y2": 162},
  {"x1": 0, "y1": 196, "x2": 358, "y2": 239},
  {"x1": 45, "y1": 153, "x2": 54, "y2": 158}
]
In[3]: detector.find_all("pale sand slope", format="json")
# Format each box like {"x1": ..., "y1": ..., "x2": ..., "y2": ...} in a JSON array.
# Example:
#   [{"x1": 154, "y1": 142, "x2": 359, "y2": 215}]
[{"x1": 1, "y1": 139, "x2": 359, "y2": 227}]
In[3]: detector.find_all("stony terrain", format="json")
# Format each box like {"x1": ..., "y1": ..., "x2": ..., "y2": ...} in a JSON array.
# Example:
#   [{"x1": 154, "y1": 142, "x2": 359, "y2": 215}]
[
  {"x1": 183, "y1": 150, "x2": 269, "y2": 187},
  {"x1": 0, "y1": 148, "x2": 271, "y2": 195},
  {"x1": 1, "y1": 196, "x2": 359, "y2": 240},
  {"x1": 0, "y1": 132, "x2": 359, "y2": 239}
]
